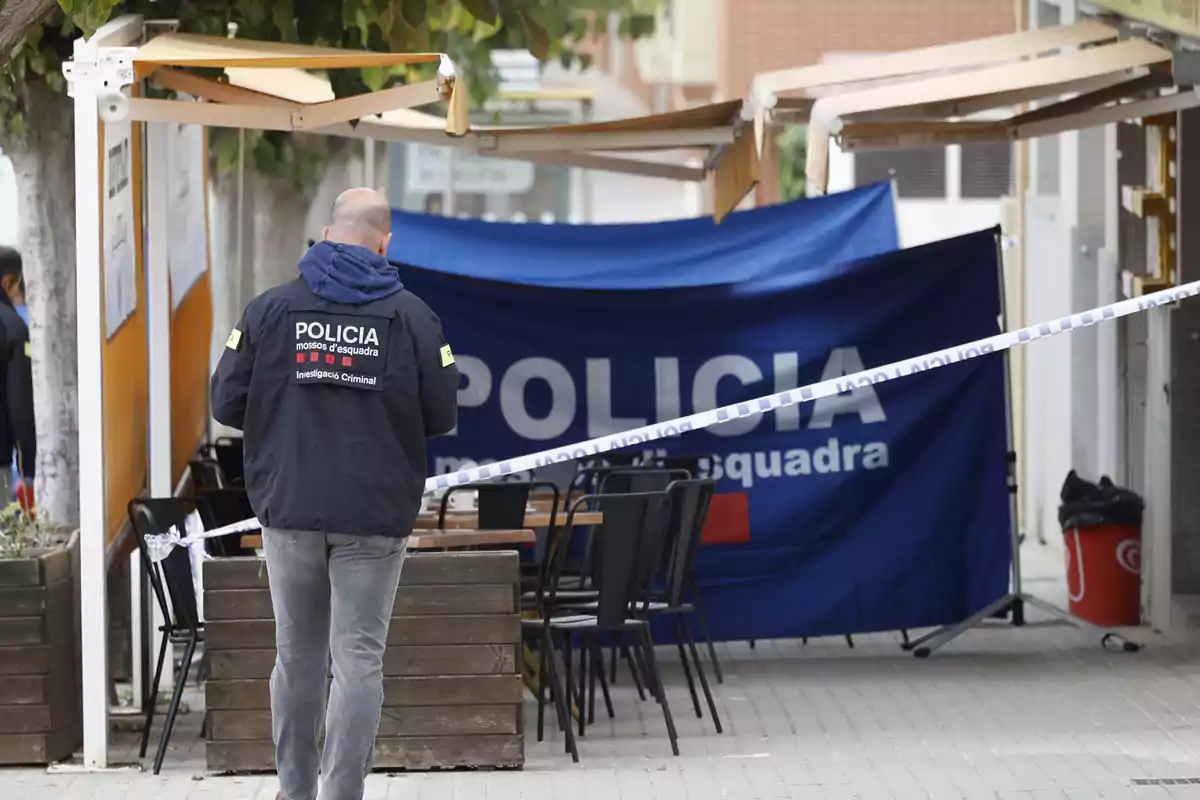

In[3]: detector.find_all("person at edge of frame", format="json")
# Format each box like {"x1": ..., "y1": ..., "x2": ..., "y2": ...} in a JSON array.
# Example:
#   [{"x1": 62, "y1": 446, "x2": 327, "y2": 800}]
[
  {"x1": 0, "y1": 246, "x2": 35, "y2": 509},
  {"x1": 210, "y1": 188, "x2": 460, "y2": 800}
]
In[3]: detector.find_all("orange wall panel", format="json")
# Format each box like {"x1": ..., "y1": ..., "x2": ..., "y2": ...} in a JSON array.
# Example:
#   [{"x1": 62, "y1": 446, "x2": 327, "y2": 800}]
[
  {"x1": 170, "y1": 273, "x2": 212, "y2": 483},
  {"x1": 100, "y1": 116, "x2": 150, "y2": 545}
]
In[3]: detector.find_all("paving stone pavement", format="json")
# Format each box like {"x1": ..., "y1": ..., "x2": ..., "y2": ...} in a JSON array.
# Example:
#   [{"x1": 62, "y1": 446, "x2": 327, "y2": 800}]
[{"x1": 5, "y1": 544, "x2": 1200, "y2": 799}]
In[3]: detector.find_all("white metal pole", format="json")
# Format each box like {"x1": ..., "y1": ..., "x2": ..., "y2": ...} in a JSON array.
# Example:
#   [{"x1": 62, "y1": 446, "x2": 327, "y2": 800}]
[
  {"x1": 581, "y1": 102, "x2": 594, "y2": 223},
  {"x1": 364, "y1": 137, "x2": 376, "y2": 189},
  {"x1": 236, "y1": 128, "x2": 245, "y2": 282},
  {"x1": 72, "y1": 62, "x2": 110, "y2": 772},
  {"x1": 145, "y1": 121, "x2": 174, "y2": 695},
  {"x1": 442, "y1": 148, "x2": 456, "y2": 217},
  {"x1": 127, "y1": 554, "x2": 142, "y2": 711}
]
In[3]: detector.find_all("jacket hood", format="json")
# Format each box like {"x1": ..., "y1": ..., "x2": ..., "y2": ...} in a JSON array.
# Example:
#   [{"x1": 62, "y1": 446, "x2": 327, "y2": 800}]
[{"x1": 298, "y1": 241, "x2": 404, "y2": 304}]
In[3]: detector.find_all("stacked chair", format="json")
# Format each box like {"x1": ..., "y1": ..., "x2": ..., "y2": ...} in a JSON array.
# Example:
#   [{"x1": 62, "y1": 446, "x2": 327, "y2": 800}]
[
  {"x1": 519, "y1": 457, "x2": 725, "y2": 761},
  {"x1": 189, "y1": 439, "x2": 257, "y2": 557},
  {"x1": 125, "y1": 437, "x2": 250, "y2": 772},
  {"x1": 126, "y1": 498, "x2": 205, "y2": 775}
]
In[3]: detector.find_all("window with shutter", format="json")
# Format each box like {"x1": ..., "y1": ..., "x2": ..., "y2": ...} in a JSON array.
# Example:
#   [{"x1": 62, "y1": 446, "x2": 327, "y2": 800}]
[
  {"x1": 961, "y1": 141, "x2": 1014, "y2": 199},
  {"x1": 854, "y1": 148, "x2": 947, "y2": 199}
]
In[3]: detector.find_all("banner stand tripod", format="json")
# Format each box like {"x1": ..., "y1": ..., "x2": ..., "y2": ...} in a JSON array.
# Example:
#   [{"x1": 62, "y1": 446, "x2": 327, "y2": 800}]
[{"x1": 901, "y1": 233, "x2": 1142, "y2": 659}]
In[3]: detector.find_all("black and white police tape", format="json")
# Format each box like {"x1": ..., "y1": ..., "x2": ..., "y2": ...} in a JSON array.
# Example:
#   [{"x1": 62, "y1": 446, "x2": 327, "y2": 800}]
[{"x1": 147, "y1": 277, "x2": 1200, "y2": 563}]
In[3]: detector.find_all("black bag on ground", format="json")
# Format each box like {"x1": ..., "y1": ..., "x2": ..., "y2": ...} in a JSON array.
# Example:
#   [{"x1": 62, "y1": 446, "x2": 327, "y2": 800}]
[{"x1": 1058, "y1": 469, "x2": 1144, "y2": 530}]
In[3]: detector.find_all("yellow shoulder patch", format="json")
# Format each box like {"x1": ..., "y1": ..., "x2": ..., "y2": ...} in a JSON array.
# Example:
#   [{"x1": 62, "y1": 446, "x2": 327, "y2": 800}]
[
  {"x1": 23, "y1": 341, "x2": 30, "y2": 358},
  {"x1": 226, "y1": 328, "x2": 242, "y2": 350},
  {"x1": 439, "y1": 343, "x2": 455, "y2": 367}
]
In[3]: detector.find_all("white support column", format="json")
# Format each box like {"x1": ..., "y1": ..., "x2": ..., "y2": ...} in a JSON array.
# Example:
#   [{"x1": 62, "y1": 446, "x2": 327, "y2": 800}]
[
  {"x1": 364, "y1": 137, "x2": 376, "y2": 190},
  {"x1": 1144, "y1": 306, "x2": 1172, "y2": 630},
  {"x1": 1097, "y1": 123, "x2": 1122, "y2": 480},
  {"x1": 145, "y1": 121, "x2": 174, "y2": 692},
  {"x1": 64, "y1": 17, "x2": 142, "y2": 768},
  {"x1": 66, "y1": 56, "x2": 112, "y2": 774}
]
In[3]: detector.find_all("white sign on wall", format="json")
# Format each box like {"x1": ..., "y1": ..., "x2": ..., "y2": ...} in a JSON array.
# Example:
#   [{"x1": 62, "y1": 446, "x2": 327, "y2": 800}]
[
  {"x1": 0, "y1": 155, "x2": 17, "y2": 247},
  {"x1": 405, "y1": 144, "x2": 535, "y2": 195},
  {"x1": 167, "y1": 121, "x2": 209, "y2": 310},
  {"x1": 103, "y1": 120, "x2": 137, "y2": 340}
]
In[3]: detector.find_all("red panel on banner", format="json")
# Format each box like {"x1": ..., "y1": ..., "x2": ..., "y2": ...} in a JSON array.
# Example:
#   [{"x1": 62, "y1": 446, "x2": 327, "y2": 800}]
[{"x1": 701, "y1": 492, "x2": 751, "y2": 545}]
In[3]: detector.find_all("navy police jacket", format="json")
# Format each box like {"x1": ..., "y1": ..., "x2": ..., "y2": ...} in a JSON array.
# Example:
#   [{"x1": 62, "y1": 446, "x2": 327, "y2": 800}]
[{"x1": 211, "y1": 241, "x2": 459, "y2": 538}]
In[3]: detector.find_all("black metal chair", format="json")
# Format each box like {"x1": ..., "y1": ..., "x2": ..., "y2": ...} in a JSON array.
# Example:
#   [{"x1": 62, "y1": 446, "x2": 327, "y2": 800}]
[
  {"x1": 438, "y1": 483, "x2": 530, "y2": 529},
  {"x1": 437, "y1": 482, "x2": 560, "y2": 541},
  {"x1": 530, "y1": 460, "x2": 578, "y2": 494},
  {"x1": 648, "y1": 479, "x2": 722, "y2": 729},
  {"x1": 585, "y1": 469, "x2": 689, "y2": 687},
  {"x1": 126, "y1": 498, "x2": 205, "y2": 775},
  {"x1": 538, "y1": 491, "x2": 681, "y2": 760},
  {"x1": 210, "y1": 437, "x2": 244, "y2": 487},
  {"x1": 649, "y1": 454, "x2": 712, "y2": 479},
  {"x1": 633, "y1": 464, "x2": 724, "y2": 683},
  {"x1": 193, "y1": 489, "x2": 258, "y2": 557},
  {"x1": 187, "y1": 458, "x2": 225, "y2": 492},
  {"x1": 568, "y1": 477, "x2": 724, "y2": 726}
]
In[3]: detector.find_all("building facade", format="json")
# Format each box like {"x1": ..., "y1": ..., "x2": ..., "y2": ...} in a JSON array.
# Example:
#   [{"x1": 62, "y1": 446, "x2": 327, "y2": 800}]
[{"x1": 1020, "y1": 0, "x2": 1200, "y2": 630}]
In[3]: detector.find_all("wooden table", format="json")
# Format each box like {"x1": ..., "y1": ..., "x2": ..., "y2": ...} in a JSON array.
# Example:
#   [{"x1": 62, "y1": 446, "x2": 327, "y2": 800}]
[
  {"x1": 240, "y1": 528, "x2": 535, "y2": 551},
  {"x1": 204, "y1": 549, "x2": 525, "y2": 773},
  {"x1": 414, "y1": 511, "x2": 603, "y2": 530}
]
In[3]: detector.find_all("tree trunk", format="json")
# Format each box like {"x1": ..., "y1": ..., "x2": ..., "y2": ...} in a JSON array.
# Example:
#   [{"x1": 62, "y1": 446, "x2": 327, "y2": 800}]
[
  {"x1": 208, "y1": 168, "x2": 256, "y2": 370},
  {"x1": 252, "y1": 172, "x2": 312, "y2": 295},
  {"x1": 5, "y1": 83, "x2": 79, "y2": 527},
  {"x1": 304, "y1": 150, "x2": 363, "y2": 243}
]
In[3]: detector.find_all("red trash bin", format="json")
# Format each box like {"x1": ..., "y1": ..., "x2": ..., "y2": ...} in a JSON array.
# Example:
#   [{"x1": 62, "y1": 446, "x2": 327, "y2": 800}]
[{"x1": 1063, "y1": 524, "x2": 1141, "y2": 626}]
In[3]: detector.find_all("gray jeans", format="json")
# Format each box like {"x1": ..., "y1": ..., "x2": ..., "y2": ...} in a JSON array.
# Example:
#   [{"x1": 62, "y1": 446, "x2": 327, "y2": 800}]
[{"x1": 263, "y1": 529, "x2": 408, "y2": 800}]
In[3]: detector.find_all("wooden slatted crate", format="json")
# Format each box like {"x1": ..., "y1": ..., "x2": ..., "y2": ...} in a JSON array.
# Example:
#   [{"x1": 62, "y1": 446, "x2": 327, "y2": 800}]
[
  {"x1": 203, "y1": 551, "x2": 524, "y2": 773},
  {"x1": 0, "y1": 534, "x2": 82, "y2": 765}
]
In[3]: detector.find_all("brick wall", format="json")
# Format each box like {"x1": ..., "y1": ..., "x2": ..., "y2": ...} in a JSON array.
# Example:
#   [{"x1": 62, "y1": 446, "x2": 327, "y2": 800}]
[
  {"x1": 573, "y1": 18, "x2": 658, "y2": 111},
  {"x1": 716, "y1": 0, "x2": 1017, "y2": 100}
]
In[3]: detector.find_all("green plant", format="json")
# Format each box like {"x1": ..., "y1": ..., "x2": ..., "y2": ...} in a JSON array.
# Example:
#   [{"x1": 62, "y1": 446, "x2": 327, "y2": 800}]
[
  {"x1": 0, "y1": 502, "x2": 63, "y2": 558},
  {"x1": 777, "y1": 124, "x2": 808, "y2": 202}
]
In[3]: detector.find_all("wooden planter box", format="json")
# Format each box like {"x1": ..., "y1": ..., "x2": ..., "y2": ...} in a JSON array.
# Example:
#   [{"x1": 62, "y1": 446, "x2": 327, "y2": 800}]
[
  {"x1": 0, "y1": 532, "x2": 82, "y2": 765},
  {"x1": 204, "y1": 550, "x2": 524, "y2": 773}
]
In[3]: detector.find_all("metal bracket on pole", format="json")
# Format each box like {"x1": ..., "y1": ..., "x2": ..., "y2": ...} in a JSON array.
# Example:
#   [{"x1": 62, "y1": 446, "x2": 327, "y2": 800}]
[{"x1": 65, "y1": 46, "x2": 137, "y2": 124}]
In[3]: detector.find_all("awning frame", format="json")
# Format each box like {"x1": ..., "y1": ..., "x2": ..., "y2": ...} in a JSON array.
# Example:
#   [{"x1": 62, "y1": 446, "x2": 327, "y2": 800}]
[
  {"x1": 836, "y1": 87, "x2": 1200, "y2": 152},
  {"x1": 141, "y1": 64, "x2": 733, "y2": 183},
  {"x1": 131, "y1": 30, "x2": 468, "y2": 134},
  {"x1": 752, "y1": 20, "x2": 1120, "y2": 109},
  {"x1": 793, "y1": 32, "x2": 1175, "y2": 195},
  {"x1": 809, "y1": 37, "x2": 1172, "y2": 135}
]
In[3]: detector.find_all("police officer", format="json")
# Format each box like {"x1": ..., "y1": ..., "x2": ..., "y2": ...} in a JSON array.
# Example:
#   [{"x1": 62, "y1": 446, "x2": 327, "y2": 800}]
[
  {"x1": 0, "y1": 246, "x2": 34, "y2": 503},
  {"x1": 211, "y1": 188, "x2": 459, "y2": 800}
]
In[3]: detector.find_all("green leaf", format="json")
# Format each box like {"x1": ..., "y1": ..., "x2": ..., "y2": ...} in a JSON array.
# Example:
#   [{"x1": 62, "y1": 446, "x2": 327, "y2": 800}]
[
  {"x1": 360, "y1": 66, "x2": 386, "y2": 92},
  {"x1": 518, "y1": 10, "x2": 551, "y2": 61},
  {"x1": 271, "y1": 0, "x2": 297, "y2": 41},
  {"x1": 460, "y1": 0, "x2": 499, "y2": 26},
  {"x1": 27, "y1": 48, "x2": 48, "y2": 76},
  {"x1": 214, "y1": 131, "x2": 240, "y2": 175},
  {"x1": 777, "y1": 125, "x2": 809, "y2": 202},
  {"x1": 400, "y1": 0, "x2": 428, "y2": 30}
]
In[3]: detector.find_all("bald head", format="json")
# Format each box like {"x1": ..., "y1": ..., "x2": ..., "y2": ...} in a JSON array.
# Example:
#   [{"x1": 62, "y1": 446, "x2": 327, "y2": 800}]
[{"x1": 323, "y1": 188, "x2": 392, "y2": 256}]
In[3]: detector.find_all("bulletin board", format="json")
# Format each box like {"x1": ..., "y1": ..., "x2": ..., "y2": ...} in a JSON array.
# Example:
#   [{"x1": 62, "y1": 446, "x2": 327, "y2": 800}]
[
  {"x1": 166, "y1": 122, "x2": 213, "y2": 483},
  {"x1": 100, "y1": 108, "x2": 149, "y2": 545}
]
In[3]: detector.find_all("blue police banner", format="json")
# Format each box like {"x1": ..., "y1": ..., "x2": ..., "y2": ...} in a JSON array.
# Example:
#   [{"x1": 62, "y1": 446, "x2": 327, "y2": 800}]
[
  {"x1": 394, "y1": 197, "x2": 1009, "y2": 640},
  {"x1": 389, "y1": 182, "x2": 900, "y2": 288}
]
